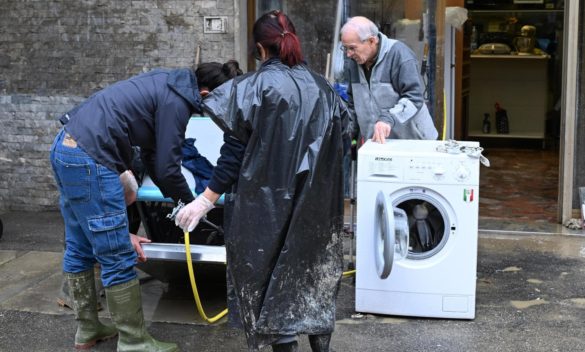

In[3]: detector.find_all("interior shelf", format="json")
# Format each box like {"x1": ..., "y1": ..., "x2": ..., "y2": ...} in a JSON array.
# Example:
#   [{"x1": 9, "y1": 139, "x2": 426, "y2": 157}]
[
  {"x1": 468, "y1": 130, "x2": 544, "y2": 139},
  {"x1": 468, "y1": 9, "x2": 563, "y2": 14}
]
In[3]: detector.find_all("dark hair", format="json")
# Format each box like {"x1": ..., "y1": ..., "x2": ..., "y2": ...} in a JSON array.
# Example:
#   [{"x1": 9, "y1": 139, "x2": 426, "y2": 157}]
[
  {"x1": 195, "y1": 60, "x2": 243, "y2": 91},
  {"x1": 252, "y1": 10, "x2": 303, "y2": 67}
]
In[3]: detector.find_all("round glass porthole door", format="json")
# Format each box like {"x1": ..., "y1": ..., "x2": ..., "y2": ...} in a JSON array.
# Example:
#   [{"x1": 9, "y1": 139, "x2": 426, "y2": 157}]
[
  {"x1": 393, "y1": 188, "x2": 451, "y2": 260},
  {"x1": 374, "y1": 191, "x2": 409, "y2": 279}
]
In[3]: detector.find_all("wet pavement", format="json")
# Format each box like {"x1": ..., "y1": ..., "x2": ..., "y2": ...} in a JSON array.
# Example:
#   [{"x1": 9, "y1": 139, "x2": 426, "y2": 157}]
[{"x1": 1, "y1": 211, "x2": 585, "y2": 351}]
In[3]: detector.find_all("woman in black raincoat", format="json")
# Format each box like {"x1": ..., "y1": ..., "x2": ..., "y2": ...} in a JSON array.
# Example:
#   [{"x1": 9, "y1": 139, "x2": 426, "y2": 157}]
[{"x1": 175, "y1": 10, "x2": 350, "y2": 352}]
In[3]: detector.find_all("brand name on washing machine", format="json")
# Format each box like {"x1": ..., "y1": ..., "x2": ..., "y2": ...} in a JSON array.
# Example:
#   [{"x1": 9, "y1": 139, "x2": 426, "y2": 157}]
[{"x1": 375, "y1": 157, "x2": 392, "y2": 161}]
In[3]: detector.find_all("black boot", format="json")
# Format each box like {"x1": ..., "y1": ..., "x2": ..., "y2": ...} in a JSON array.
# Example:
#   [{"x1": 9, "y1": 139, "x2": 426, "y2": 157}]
[
  {"x1": 272, "y1": 341, "x2": 298, "y2": 352},
  {"x1": 309, "y1": 334, "x2": 332, "y2": 352}
]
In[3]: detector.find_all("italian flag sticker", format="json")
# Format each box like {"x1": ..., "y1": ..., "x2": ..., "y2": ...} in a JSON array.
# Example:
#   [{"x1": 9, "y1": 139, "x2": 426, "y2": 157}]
[{"x1": 463, "y1": 188, "x2": 474, "y2": 203}]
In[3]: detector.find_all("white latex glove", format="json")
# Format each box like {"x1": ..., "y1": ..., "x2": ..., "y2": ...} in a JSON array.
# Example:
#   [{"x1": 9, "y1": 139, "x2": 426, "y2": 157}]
[
  {"x1": 372, "y1": 121, "x2": 391, "y2": 144},
  {"x1": 175, "y1": 195, "x2": 215, "y2": 232}
]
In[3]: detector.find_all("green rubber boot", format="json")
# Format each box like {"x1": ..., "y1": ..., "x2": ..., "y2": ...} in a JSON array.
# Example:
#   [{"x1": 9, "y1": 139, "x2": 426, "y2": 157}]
[
  {"x1": 105, "y1": 278, "x2": 179, "y2": 352},
  {"x1": 65, "y1": 270, "x2": 118, "y2": 349},
  {"x1": 60, "y1": 266, "x2": 104, "y2": 311}
]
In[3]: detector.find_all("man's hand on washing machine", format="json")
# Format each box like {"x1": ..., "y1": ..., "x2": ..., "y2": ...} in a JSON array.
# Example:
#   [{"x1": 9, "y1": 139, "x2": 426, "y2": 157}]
[
  {"x1": 175, "y1": 194, "x2": 215, "y2": 232},
  {"x1": 372, "y1": 121, "x2": 391, "y2": 143}
]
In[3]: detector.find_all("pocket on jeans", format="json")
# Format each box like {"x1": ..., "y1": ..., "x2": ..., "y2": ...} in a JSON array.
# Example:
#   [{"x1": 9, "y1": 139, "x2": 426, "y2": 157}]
[
  {"x1": 55, "y1": 158, "x2": 91, "y2": 203},
  {"x1": 96, "y1": 163, "x2": 124, "y2": 201},
  {"x1": 87, "y1": 211, "x2": 132, "y2": 256}
]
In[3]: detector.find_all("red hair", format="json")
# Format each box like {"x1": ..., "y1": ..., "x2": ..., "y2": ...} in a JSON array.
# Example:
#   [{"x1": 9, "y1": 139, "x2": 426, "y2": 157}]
[{"x1": 253, "y1": 10, "x2": 303, "y2": 67}]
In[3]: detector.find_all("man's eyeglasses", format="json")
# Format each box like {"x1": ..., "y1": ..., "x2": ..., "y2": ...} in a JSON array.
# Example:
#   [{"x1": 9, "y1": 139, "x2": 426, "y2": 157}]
[
  {"x1": 339, "y1": 36, "x2": 373, "y2": 54},
  {"x1": 339, "y1": 43, "x2": 358, "y2": 54}
]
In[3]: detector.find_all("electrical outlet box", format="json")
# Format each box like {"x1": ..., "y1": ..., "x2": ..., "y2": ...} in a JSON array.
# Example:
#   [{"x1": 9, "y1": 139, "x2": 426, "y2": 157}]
[{"x1": 204, "y1": 16, "x2": 228, "y2": 34}]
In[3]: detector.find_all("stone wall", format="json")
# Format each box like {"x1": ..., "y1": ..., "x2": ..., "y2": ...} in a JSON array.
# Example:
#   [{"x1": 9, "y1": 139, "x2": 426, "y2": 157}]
[
  {"x1": 286, "y1": 0, "x2": 337, "y2": 76},
  {"x1": 0, "y1": 0, "x2": 237, "y2": 211},
  {"x1": 0, "y1": 95, "x2": 83, "y2": 211}
]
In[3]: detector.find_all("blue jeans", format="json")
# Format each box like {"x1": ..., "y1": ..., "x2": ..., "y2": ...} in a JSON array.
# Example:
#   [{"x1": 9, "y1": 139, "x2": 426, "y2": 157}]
[{"x1": 50, "y1": 129, "x2": 137, "y2": 287}]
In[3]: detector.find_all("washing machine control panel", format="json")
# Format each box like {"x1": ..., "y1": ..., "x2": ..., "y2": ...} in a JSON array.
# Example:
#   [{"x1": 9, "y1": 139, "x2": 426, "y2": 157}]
[
  {"x1": 360, "y1": 154, "x2": 478, "y2": 184},
  {"x1": 408, "y1": 158, "x2": 476, "y2": 183},
  {"x1": 408, "y1": 158, "x2": 447, "y2": 182}
]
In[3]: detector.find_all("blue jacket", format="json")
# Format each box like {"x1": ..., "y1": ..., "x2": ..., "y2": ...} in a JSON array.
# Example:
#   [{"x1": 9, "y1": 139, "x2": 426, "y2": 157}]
[{"x1": 62, "y1": 68, "x2": 201, "y2": 204}]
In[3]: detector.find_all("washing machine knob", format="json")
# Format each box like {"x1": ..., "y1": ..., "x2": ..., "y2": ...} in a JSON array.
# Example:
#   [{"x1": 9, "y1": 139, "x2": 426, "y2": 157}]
[{"x1": 455, "y1": 165, "x2": 470, "y2": 181}]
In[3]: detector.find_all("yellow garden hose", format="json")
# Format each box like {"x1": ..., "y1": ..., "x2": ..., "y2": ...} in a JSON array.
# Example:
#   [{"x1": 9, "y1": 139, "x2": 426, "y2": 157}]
[
  {"x1": 442, "y1": 89, "x2": 447, "y2": 141},
  {"x1": 184, "y1": 230, "x2": 355, "y2": 324},
  {"x1": 184, "y1": 231, "x2": 228, "y2": 323},
  {"x1": 343, "y1": 269, "x2": 356, "y2": 277}
]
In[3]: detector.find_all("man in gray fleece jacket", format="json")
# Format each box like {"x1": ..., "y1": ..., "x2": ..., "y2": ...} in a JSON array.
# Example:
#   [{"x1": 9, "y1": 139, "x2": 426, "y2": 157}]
[{"x1": 340, "y1": 16, "x2": 438, "y2": 143}]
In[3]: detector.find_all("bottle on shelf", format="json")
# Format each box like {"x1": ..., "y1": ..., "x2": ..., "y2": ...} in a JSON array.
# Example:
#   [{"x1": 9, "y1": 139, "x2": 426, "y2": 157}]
[
  {"x1": 471, "y1": 26, "x2": 478, "y2": 51},
  {"x1": 495, "y1": 102, "x2": 510, "y2": 134},
  {"x1": 482, "y1": 113, "x2": 491, "y2": 134}
]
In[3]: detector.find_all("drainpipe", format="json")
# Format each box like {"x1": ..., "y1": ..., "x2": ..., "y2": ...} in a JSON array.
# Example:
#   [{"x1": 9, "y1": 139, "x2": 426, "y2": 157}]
[{"x1": 329, "y1": 0, "x2": 345, "y2": 82}]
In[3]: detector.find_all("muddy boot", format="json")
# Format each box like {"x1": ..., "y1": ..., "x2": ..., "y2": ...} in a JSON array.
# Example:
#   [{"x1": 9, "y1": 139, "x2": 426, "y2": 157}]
[
  {"x1": 65, "y1": 270, "x2": 118, "y2": 350},
  {"x1": 105, "y1": 278, "x2": 178, "y2": 352},
  {"x1": 93, "y1": 265, "x2": 105, "y2": 300},
  {"x1": 309, "y1": 334, "x2": 332, "y2": 352},
  {"x1": 60, "y1": 267, "x2": 104, "y2": 311},
  {"x1": 57, "y1": 274, "x2": 73, "y2": 309},
  {"x1": 272, "y1": 341, "x2": 298, "y2": 352}
]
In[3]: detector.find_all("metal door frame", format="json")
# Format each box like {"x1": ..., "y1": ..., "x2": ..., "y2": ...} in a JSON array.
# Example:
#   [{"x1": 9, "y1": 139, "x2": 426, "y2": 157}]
[{"x1": 559, "y1": 0, "x2": 580, "y2": 223}]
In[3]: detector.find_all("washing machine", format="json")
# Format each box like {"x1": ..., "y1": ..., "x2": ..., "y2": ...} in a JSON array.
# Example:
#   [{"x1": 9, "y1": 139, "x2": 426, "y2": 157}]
[{"x1": 355, "y1": 139, "x2": 481, "y2": 319}]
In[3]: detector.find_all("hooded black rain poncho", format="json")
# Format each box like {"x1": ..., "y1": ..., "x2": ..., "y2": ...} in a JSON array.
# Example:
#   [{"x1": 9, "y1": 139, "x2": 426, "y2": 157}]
[{"x1": 203, "y1": 58, "x2": 350, "y2": 350}]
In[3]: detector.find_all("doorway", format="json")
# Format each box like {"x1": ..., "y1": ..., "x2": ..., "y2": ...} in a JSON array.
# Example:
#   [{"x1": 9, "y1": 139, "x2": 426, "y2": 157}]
[{"x1": 462, "y1": 1, "x2": 566, "y2": 228}]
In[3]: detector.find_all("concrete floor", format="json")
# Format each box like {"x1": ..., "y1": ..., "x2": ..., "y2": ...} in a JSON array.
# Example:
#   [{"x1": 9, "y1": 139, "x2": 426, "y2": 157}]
[{"x1": 1, "y1": 211, "x2": 585, "y2": 351}]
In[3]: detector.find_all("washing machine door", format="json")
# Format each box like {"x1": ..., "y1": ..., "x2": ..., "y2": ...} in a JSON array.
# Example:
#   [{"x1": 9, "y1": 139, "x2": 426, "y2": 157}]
[{"x1": 374, "y1": 191, "x2": 409, "y2": 279}]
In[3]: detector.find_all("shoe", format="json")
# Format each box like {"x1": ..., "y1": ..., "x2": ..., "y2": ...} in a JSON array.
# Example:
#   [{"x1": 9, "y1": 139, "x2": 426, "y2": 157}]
[
  {"x1": 65, "y1": 270, "x2": 118, "y2": 349},
  {"x1": 105, "y1": 278, "x2": 178, "y2": 352},
  {"x1": 309, "y1": 334, "x2": 332, "y2": 352},
  {"x1": 272, "y1": 341, "x2": 299, "y2": 352}
]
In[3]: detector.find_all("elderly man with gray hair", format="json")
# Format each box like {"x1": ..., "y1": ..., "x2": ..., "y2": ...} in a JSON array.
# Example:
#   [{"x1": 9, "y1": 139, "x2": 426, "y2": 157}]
[{"x1": 340, "y1": 16, "x2": 438, "y2": 143}]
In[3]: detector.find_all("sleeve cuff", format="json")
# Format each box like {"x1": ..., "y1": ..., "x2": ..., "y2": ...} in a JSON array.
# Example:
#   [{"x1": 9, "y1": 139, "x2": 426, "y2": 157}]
[{"x1": 207, "y1": 178, "x2": 226, "y2": 196}]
